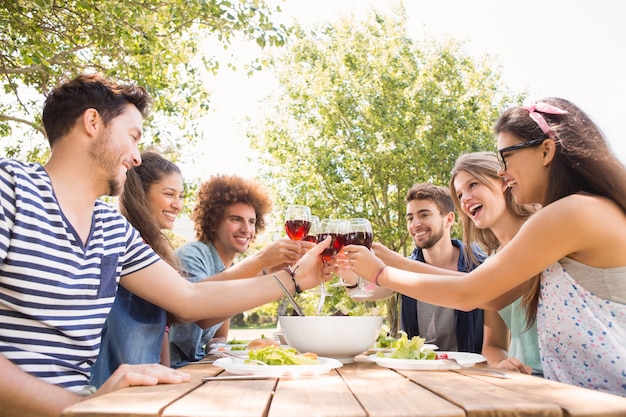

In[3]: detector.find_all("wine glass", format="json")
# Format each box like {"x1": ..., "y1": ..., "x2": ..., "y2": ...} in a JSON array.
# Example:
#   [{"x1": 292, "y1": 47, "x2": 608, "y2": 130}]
[
  {"x1": 314, "y1": 219, "x2": 348, "y2": 298},
  {"x1": 303, "y1": 215, "x2": 320, "y2": 243},
  {"x1": 329, "y1": 219, "x2": 351, "y2": 287},
  {"x1": 316, "y1": 219, "x2": 349, "y2": 265},
  {"x1": 284, "y1": 205, "x2": 311, "y2": 240},
  {"x1": 345, "y1": 218, "x2": 374, "y2": 298}
]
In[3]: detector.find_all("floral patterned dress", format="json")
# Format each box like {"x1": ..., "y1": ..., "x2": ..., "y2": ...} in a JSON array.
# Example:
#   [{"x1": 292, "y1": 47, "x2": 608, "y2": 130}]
[{"x1": 538, "y1": 262, "x2": 626, "y2": 397}]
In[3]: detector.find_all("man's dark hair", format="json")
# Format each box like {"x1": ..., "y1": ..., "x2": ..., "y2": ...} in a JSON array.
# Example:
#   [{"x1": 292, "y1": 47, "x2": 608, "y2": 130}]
[
  {"x1": 406, "y1": 183, "x2": 454, "y2": 214},
  {"x1": 42, "y1": 73, "x2": 152, "y2": 146}
]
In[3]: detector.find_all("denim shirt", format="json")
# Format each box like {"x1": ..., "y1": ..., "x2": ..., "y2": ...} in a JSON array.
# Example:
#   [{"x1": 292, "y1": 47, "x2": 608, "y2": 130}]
[
  {"x1": 168, "y1": 241, "x2": 226, "y2": 368},
  {"x1": 400, "y1": 239, "x2": 485, "y2": 353}
]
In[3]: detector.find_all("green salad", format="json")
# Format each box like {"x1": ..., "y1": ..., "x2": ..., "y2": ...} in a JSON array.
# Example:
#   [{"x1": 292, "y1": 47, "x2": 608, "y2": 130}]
[
  {"x1": 247, "y1": 345, "x2": 320, "y2": 366},
  {"x1": 374, "y1": 330, "x2": 397, "y2": 349},
  {"x1": 227, "y1": 338, "x2": 251, "y2": 345},
  {"x1": 376, "y1": 332, "x2": 437, "y2": 360}
]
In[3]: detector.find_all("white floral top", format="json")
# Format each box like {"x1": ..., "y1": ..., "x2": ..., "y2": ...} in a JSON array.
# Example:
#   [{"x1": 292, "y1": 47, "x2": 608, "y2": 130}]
[{"x1": 538, "y1": 262, "x2": 626, "y2": 397}]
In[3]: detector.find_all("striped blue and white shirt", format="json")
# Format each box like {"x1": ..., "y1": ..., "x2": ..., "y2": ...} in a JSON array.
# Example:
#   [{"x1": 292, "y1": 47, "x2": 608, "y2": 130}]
[{"x1": 0, "y1": 158, "x2": 160, "y2": 391}]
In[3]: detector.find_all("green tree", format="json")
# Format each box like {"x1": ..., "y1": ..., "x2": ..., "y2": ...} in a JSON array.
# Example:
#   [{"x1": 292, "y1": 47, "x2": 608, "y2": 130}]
[
  {"x1": 0, "y1": 0, "x2": 288, "y2": 159},
  {"x1": 249, "y1": 7, "x2": 519, "y2": 332}
]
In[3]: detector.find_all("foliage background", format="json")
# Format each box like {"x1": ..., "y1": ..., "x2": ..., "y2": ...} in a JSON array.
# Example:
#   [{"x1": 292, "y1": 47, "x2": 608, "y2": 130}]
[
  {"x1": 247, "y1": 9, "x2": 521, "y2": 331},
  {"x1": 1, "y1": 2, "x2": 524, "y2": 332},
  {"x1": 1, "y1": 0, "x2": 287, "y2": 162}
]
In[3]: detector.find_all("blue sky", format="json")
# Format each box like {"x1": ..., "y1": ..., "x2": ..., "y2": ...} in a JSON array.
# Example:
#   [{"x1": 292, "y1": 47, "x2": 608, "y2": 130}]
[{"x1": 188, "y1": 0, "x2": 626, "y2": 179}]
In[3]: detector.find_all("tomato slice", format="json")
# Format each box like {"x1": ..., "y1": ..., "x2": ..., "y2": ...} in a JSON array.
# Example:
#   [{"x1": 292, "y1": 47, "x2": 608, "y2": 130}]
[{"x1": 435, "y1": 353, "x2": 449, "y2": 360}]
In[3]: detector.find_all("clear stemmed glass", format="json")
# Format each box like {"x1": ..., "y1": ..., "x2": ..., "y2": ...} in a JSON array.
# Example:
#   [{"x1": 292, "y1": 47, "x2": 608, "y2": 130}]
[
  {"x1": 284, "y1": 205, "x2": 311, "y2": 241},
  {"x1": 303, "y1": 215, "x2": 320, "y2": 243},
  {"x1": 331, "y1": 251, "x2": 350, "y2": 287},
  {"x1": 345, "y1": 218, "x2": 374, "y2": 298},
  {"x1": 314, "y1": 219, "x2": 348, "y2": 296},
  {"x1": 330, "y1": 220, "x2": 351, "y2": 287}
]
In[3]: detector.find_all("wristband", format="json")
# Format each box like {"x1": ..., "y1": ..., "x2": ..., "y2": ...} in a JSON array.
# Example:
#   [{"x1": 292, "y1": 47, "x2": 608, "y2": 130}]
[
  {"x1": 284, "y1": 265, "x2": 302, "y2": 294},
  {"x1": 373, "y1": 266, "x2": 387, "y2": 287}
]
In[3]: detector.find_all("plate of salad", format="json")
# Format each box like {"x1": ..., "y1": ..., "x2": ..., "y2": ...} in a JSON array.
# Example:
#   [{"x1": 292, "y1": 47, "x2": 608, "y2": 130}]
[
  {"x1": 208, "y1": 338, "x2": 288, "y2": 358},
  {"x1": 213, "y1": 345, "x2": 343, "y2": 377},
  {"x1": 370, "y1": 331, "x2": 438, "y2": 353},
  {"x1": 208, "y1": 338, "x2": 251, "y2": 352},
  {"x1": 367, "y1": 333, "x2": 485, "y2": 370},
  {"x1": 369, "y1": 351, "x2": 486, "y2": 370}
]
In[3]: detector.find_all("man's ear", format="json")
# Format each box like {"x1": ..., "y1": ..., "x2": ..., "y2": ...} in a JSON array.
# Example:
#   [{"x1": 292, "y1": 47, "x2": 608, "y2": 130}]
[
  {"x1": 82, "y1": 108, "x2": 100, "y2": 137},
  {"x1": 445, "y1": 211, "x2": 456, "y2": 228},
  {"x1": 541, "y1": 139, "x2": 557, "y2": 167}
]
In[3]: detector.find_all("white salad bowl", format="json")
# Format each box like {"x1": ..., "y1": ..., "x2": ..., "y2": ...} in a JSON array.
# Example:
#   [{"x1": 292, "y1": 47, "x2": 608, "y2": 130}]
[{"x1": 278, "y1": 315, "x2": 383, "y2": 364}]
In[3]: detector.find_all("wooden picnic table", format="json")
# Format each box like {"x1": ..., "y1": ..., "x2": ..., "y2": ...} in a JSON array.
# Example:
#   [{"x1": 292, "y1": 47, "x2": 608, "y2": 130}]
[{"x1": 61, "y1": 356, "x2": 626, "y2": 417}]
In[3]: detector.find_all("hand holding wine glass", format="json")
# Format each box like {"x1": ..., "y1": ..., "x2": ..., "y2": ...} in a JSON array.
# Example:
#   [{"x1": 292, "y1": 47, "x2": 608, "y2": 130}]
[
  {"x1": 309, "y1": 218, "x2": 345, "y2": 295},
  {"x1": 345, "y1": 218, "x2": 374, "y2": 298},
  {"x1": 316, "y1": 219, "x2": 348, "y2": 266}
]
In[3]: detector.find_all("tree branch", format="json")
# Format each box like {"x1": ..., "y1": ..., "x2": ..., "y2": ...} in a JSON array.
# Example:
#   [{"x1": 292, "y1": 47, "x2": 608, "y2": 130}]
[{"x1": 0, "y1": 114, "x2": 46, "y2": 136}]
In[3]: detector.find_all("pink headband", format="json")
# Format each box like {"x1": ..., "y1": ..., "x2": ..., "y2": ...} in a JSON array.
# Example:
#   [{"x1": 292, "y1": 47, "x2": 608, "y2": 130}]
[{"x1": 523, "y1": 101, "x2": 568, "y2": 138}]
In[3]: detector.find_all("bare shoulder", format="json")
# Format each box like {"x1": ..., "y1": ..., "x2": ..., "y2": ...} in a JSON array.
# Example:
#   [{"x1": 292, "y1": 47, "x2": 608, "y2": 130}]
[
  {"x1": 537, "y1": 194, "x2": 626, "y2": 265},
  {"x1": 542, "y1": 193, "x2": 623, "y2": 219}
]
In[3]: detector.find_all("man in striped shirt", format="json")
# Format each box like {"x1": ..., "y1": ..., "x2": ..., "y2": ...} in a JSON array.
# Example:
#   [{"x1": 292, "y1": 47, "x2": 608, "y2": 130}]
[{"x1": 0, "y1": 74, "x2": 330, "y2": 417}]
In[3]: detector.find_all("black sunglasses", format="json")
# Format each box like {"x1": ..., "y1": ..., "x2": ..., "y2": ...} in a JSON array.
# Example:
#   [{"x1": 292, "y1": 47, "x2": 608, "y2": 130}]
[{"x1": 497, "y1": 138, "x2": 547, "y2": 170}]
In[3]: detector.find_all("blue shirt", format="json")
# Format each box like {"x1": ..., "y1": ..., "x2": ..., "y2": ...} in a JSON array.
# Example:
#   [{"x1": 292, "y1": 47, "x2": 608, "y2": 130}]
[
  {"x1": 400, "y1": 239, "x2": 485, "y2": 353},
  {"x1": 168, "y1": 241, "x2": 225, "y2": 368}
]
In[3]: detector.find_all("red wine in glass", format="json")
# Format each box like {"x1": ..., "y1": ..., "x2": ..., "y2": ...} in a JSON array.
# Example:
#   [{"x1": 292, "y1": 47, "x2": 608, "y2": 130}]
[
  {"x1": 346, "y1": 231, "x2": 373, "y2": 249},
  {"x1": 302, "y1": 235, "x2": 317, "y2": 243},
  {"x1": 285, "y1": 220, "x2": 311, "y2": 240},
  {"x1": 316, "y1": 232, "x2": 347, "y2": 263}
]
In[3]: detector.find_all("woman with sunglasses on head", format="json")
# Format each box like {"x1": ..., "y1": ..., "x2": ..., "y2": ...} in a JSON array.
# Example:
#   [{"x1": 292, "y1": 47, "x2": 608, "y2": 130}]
[{"x1": 345, "y1": 98, "x2": 626, "y2": 396}]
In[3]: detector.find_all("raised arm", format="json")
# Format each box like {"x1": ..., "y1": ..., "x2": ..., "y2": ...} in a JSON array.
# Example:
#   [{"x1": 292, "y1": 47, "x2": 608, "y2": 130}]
[
  {"x1": 372, "y1": 242, "x2": 465, "y2": 276},
  {"x1": 122, "y1": 237, "x2": 331, "y2": 323},
  {"x1": 215, "y1": 239, "x2": 314, "y2": 279},
  {"x1": 345, "y1": 196, "x2": 603, "y2": 311}
]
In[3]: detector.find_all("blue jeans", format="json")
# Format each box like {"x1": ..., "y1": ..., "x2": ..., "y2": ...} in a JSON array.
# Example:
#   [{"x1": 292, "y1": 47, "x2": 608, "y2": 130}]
[
  {"x1": 90, "y1": 286, "x2": 166, "y2": 388},
  {"x1": 168, "y1": 320, "x2": 223, "y2": 369}
]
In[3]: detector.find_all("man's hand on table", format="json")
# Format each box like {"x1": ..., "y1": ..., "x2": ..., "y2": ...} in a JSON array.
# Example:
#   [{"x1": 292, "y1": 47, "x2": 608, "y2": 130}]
[{"x1": 94, "y1": 363, "x2": 191, "y2": 397}]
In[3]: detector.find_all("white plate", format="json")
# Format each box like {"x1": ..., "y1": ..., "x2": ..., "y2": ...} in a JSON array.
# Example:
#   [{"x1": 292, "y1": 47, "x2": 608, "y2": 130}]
[
  {"x1": 213, "y1": 357, "x2": 343, "y2": 377},
  {"x1": 208, "y1": 348, "x2": 249, "y2": 358},
  {"x1": 209, "y1": 342, "x2": 249, "y2": 350},
  {"x1": 208, "y1": 344, "x2": 291, "y2": 358},
  {"x1": 369, "y1": 343, "x2": 439, "y2": 353},
  {"x1": 368, "y1": 351, "x2": 486, "y2": 370}
]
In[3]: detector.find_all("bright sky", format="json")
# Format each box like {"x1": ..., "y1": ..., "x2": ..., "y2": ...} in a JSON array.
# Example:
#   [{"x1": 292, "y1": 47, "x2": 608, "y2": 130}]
[{"x1": 185, "y1": 0, "x2": 626, "y2": 180}]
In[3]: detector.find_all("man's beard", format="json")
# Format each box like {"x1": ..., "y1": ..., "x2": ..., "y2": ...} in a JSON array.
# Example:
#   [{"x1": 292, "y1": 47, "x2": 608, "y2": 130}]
[
  {"x1": 415, "y1": 227, "x2": 444, "y2": 250},
  {"x1": 88, "y1": 131, "x2": 125, "y2": 197}
]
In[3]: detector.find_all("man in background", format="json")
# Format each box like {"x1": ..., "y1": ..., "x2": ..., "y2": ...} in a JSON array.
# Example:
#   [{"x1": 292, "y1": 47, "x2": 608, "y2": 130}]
[
  {"x1": 351, "y1": 183, "x2": 484, "y2": 352},
  {"x1": 169, "y1": 174, "x2": 311, "y2": 367}
]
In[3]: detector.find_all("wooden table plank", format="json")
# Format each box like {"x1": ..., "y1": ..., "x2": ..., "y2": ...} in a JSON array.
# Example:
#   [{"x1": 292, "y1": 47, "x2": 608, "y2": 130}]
[
  {"x1": 61, "y1": 366, "x2": 216, "y2": 417},
  {"x1": 399, "y1": 369, "x2": 562, "y2": 417},
  {"x1": 60, "y1": 360, "x2": 626, "y2": 417},
  {"x1": 464, "y1": 369, "x2": 626, "y2": 417},
  {"x1": 162, "y1": 377, "x2": 277, "y2": 417},
  {"x1": 268, "y1": 370, "x2": 364, "y2": 417},
  {"x1": 338, "y1": 361, "x2": 465, "y2": 417}
]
